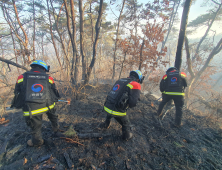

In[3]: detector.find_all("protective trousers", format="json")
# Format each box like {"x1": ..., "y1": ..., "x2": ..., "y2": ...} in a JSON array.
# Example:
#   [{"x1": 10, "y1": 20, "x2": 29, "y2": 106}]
[
  {"x1": 25, "y1": 107, "x2": 59, "y2": 145},
  {"x1": 157, "y1": 94, "x2": 184, "y2": 126},
  {"x1": 103, "y1": 113, "x2": 132, "y2": 140}
]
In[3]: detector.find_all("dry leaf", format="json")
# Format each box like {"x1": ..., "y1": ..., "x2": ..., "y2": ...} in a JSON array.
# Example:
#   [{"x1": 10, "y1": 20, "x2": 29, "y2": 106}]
[
  {"x1": 202, "y1": 148, "x2": 207, "y2": 152},
  {"x1": 91, "y1": 164, "x2": 96, "y2": 170},
  {"x1": 151, "y1": 102, "x2": 154, "y2": 107},
  {"x1": 0, "y1": 117, "x2": 5, "y2": 121},
  {"x1": 23, "y1": 158, "x2": 28, "y2": 165},
  {"x1": 183, "y1": 139, "x2": 187, "y2": 143},
  {"x1": 190, "y1": 128, "x2": 195, "y2": 131}
]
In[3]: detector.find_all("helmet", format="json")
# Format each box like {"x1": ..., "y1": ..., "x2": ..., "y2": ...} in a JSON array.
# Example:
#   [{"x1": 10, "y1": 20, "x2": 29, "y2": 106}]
[
  {"x1": 130, "y1": 70, "x2": 143, "y2": 81},
  {"x1": 166, "y1": 67, "x2": 177, "y2": 73},
  {"x1": 30, "y1": 60, "x2": 49, "y2": 71}
]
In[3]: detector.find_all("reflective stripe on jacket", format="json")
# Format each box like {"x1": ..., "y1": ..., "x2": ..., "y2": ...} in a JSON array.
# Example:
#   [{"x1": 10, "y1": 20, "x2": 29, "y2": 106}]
[
  {"x1": 161, "y1": 71, "x2": 187, "y2": 80},
  {"x1": 104, "y1": 106, "x2": 126, "y2": 116},
  {"x1": 23, "y1": 102, "x2": 55, "y2": 116},
  {"x1": 162, "y1": 91, "x2": 185, "y2": 96},
  {"x1": 16, "y1": 74, "x2": 54, "y2": 84}
]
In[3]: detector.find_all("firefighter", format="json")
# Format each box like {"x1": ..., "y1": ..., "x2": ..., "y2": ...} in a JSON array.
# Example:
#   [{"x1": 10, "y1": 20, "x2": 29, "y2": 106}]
[
  {"x1": 157, "y1": 67, "x2": 187, "y2": 127},
  {"x1": 100, "y1": 70, "x2": 144, "y2": 140},
  {"x1": 11, "y1": 60, "x2": 64, "y2": 146}
]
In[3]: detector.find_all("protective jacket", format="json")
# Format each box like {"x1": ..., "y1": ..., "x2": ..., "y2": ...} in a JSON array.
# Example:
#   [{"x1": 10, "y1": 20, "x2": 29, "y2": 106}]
[
  {"x1": 160, "y1": 70, "x2": 187, "y2": 96},
  {"x1": 104, "y1": 77, "x2": 141, "y2": 116},
  {"x1": 11, "y1": 67, "x2": 60, "y2": 116}
]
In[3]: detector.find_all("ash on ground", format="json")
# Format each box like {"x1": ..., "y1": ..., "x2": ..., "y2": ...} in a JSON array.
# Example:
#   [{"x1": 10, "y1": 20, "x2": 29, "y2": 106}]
[{"x1": 0, "y1": 84, "x2": 222, "y2": 170}]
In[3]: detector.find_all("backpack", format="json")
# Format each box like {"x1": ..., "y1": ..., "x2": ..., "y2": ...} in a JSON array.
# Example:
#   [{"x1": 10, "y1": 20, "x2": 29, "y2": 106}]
[
  {"x1": 24, "y1": 71, "x2": 50, "y2": 104},
  {"x1": 107, "y1": 78, "x2": 132, "y2": 111},
  {"x1": 167, "y1": 70, "x2": 181, "y2": 88}
]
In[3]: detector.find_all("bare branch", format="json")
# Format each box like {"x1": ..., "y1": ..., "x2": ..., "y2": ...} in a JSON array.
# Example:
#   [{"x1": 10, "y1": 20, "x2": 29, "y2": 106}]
[{"x1": 0, "y1": 57, "x2": 28, "y2": 71}]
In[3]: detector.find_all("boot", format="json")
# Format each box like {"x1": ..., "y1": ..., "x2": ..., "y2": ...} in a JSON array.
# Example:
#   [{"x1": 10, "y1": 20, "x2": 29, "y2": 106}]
[
  {"x1": 52, "y1": 125, "x2": 65, "y2": 137},
  {"x1": 27, "y1": 139, "x2": 44, "y2": 147},
  {"x1": 122, "y1": 132, "x2": 133, "y2": 141},
  {"x1": 52, "y1": 127, "x2": 65, "y2": 137},
  {"x1": 99, "y1": 122, "x2": 109, "y2": 129},
  {"x1": 54, "y1": 131, "x2": 65, "y2": 137},
  {"x1": 99, "y1": 119, "x2": 110, "y2": 129},
  {"x1": 122, "y1": 127, "x2": 133, "y2": 141}
]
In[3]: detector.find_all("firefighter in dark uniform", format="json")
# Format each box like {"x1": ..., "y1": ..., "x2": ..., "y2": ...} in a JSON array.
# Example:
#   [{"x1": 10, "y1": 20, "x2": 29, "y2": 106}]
[
  {"x1": 100, "y1": 70, "x2": 144, "y2": 140},
  {"x1": 11, "y1": 60, "x2": 64, "y2": 146},
  {"x1": 157, "y1": 67, "x2": 187, "y2": 127}
]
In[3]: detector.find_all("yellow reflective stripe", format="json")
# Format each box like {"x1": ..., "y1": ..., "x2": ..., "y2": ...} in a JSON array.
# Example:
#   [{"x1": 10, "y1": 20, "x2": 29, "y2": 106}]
[
  {"x1": 49, "y1": 79, "x2": 53, "y2": 84},
  {"x1": 181, "y1": 74, "x2": 186, "y2": 78},
  {"x1": 104, "y1": 106, "x2": 126, "y2": 116},
  {"x1": 162, "y1": 91, "x2": 185, "y2": 96},
  {"x1": 33, "y1": 61, "x2": 46, "y2": 66},
  {"x1": 127, "y1": 84, "x2": 133, "y2": 89},
  {"x1": 23, "y1": 103, "x2": 55, "y2": 116},
  {"x1": 17, "y1": 78, "x2": 23, "y2": 83},
  {"x1": 40, "y1": 62, "x2": 46, "y2": 66},
  {"x1": 137, "y1": 71, "x2": 142, "y2": 76}
]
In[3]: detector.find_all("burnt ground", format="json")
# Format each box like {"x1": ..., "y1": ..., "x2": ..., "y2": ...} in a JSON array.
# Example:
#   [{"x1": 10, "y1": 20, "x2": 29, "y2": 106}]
[{"x1": 0, "y1": 84, "x2": 222, "y2": 170}]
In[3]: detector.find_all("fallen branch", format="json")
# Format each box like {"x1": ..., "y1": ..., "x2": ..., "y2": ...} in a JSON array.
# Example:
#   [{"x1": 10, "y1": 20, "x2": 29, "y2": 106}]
[
  {"x1": 78, "y1": 133, "x2": 111, "y2": 139},
  {"x1": 60, "y1": 137, "x2": 84, "y2": 146},
  {"x1": 0, "y1": 57, "x2": 28, "y2": 71},
  {"x1": 0, "y1": 138, "x2": 9, "y2": 155},
  {"x1": 0, "y1": 119, "x2": 10, "y2": 125},
  {"x1": 64, "y1": 152, "x2": 74, "y2": 169}
]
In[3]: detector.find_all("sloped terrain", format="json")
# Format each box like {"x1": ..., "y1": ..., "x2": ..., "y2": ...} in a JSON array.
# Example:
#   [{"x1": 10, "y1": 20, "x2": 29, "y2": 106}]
[{"x1": 0, "y1": 84, "x2": 222, "y2": 170}]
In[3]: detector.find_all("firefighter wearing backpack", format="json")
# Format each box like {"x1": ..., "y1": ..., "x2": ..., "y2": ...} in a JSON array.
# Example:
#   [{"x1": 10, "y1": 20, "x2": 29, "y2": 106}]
[
  {"x1": 100, "y1": 70, "x2": 144, "y2": 140},
  {"x1": 157, "y1": 67, "x2": 187, "y2": 127},
  {"x1": 11, "y1": 60, "x2": 64, "y2": 146}
]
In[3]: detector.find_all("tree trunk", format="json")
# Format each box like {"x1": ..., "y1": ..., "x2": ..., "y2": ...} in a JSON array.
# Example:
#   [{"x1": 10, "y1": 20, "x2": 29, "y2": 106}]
[
  {"x1": 12, "y1": 0, "x2": 31, "y2": 63},
  {"x1": 185, "y1": 37, "x2": 222, "y2": 108},
  {"x1": 119, "y1": 51, "x2": 127, "y2": 79},
  {"x1": 79, "y1": 0, "x2": 87, "y2": 82},
  {"x1": 50, "y1": 1, "x2": 70, "y2": 70},
  {"x1": 84, "y1": 0, "x2": 103, "y2": 84},
  {"x1": 138, "y1": 39, "x2": 145, "y2": 70},
  {"x1": 112, "y1": 0, "x2": 126, "y2": 83},
  {"x1": 46, "y1": 0, "x2": 63, "y2": 70},
  {"x1": 175, "y1": 0, "x2": 192, "y2": 70},
  {"x1": 64, "y1": 0, "x2": 78, "y2": 84},
  {"x1": 33, "y1": 0, "x2": 36, "y2": 60}
]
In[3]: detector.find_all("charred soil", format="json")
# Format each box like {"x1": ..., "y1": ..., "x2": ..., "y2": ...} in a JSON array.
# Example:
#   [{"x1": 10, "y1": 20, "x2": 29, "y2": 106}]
[{"x1": 0, "y1": 84, "x2": 222, "y2": 170}]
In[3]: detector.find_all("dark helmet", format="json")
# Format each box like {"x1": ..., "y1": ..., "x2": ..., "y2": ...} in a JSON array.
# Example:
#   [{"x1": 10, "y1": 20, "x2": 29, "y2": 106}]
[
  {"x1": 166, "y1": 67, "x2": 177, "y2": 74},
  {"x1": 30, "y1": 60, "x2": 50, "y2": 72},
  {"x1": 129, "y1": 70, "x2": 143, "y2": 80}
]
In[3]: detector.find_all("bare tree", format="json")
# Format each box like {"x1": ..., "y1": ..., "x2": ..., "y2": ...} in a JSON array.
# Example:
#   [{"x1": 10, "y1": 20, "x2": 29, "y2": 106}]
[
  {"x1": 84, "y1": 0, "x2": 103, "y2": 84},
  {"x1": 175, "y1": 0, "x2": 192, "y2": 70},
  {"x1": 46, "y1": 0, "x2": 63, "y2": 71},
  {"x1": 64, "y1": 0, "x2": 79, "y2": 84},
  {"x1": 2, "y1": 0, "x2": 32, "y2": 65},
  {"x1": 111, "y1": 0, "x2": 126, "y2": 82},
  {"x1": 79, "y1": 0, "x2": 86, "y2": 82}
]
